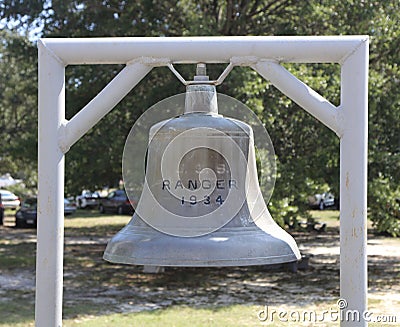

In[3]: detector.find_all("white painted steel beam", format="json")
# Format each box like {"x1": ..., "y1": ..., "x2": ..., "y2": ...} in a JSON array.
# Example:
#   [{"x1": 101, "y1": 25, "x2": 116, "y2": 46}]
[
  {"x1": 340, "y1": 40, "x2": 369, "y2": 327},
  {"x1": 59, "y1": 61, "x2": 152, "y2": 152},
  {"x1": 40, "y1": 36, "x2": 366, "y2": 64},
  {"x1": 36, "y1": 36, "x2": 369, "y2": 327},
  {"x1": 36, "y1": 40, "x2": 66, "y2": 327},
  {"x1": 252, "y1": 61, "x2": 342, "y2": 136}
]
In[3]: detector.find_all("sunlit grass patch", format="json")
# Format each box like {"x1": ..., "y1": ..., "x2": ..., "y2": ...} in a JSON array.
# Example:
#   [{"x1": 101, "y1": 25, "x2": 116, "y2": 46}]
[{"x1": 0, "y1": 242, "x2": 35, "y2": 269}]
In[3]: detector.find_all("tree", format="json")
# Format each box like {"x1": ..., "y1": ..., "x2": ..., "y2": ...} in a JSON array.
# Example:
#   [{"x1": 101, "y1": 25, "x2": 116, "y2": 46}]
[
  {"x1": 292, "y1": 0, "x2": 400, "y2": 235},
  {"x1": 1, "y1": 0, "x2": 399, "y2": 235},
  {"x1": 0, "y1": 29, "x2": 38, "y2": 193}
]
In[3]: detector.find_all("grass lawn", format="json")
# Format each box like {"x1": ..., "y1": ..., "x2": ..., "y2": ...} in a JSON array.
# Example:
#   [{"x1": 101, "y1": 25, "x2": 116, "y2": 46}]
[
  {"x1": 0, "y1": 209, "x2": 398, "y2": 326},
  {"x1": 60, "y1": 304, "x2": 397, "y2": 327},
  {"x1": 2, "y1": 304, "x2": 395, "y2": 327}
]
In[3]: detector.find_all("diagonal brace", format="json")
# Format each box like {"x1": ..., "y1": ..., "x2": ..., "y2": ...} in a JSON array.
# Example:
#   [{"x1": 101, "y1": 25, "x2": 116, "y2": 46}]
[
  {"x1": 252, "y1": 60, "x2": 343, "y2": 137},
  {"x1": 58, "y1": 61, "x2": 152, "y2": 153}
]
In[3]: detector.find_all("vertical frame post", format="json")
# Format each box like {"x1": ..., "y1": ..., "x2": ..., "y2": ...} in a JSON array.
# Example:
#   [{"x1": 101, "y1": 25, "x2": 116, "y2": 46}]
[
  {"x1": 340, "y1": 42, "x2": 369, "y2": 326},
  {"x1": 36, "y1": 41, "x2": 65, "y2": 327}
]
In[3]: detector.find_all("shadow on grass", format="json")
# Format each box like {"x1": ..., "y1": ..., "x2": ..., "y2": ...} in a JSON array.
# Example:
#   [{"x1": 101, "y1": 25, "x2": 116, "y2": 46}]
[
  {"x1": 0, "y1": 293, "x2": 35, "y2": 326},
  {"x1": 0, "y1": 242, "x2": 36, "y2": 269},
  {"x1": 1, "y1": 211, "x2": 399, "y2": 326},
  {"x1": 64, "y1": 224, "x2": 125, "y2": 238}
]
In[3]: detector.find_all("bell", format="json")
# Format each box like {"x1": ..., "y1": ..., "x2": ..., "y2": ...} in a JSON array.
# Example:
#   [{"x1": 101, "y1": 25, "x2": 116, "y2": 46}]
[{"x1": 103, "y1": 64, "x2": 301, "y2": 267}]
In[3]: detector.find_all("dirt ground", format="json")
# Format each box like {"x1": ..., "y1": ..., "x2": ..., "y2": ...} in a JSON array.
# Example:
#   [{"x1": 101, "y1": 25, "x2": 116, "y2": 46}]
[{"x1": 0, "y1": 212, "x2": 399, "y2": 323}]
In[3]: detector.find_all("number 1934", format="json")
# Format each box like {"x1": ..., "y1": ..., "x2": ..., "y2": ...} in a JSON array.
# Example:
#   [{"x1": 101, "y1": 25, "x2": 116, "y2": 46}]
[{"x1": 181, "y1": 195, "x2": 225, "y2": 205}]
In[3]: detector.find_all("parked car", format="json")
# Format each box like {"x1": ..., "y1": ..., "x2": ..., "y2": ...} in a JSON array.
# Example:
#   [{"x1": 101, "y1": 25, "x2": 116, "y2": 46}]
[
  {"x1": 0, "y1": 194, "x2": 4, "y2": 225},
  {"x1": 0, "y1": 189, "x2": 20, "y2": 210},
  {"x1": 99, "y1": 189, "x2": 134, "y2": 215},
  {"x1": 64, "y1": 198, "x2": 77, "y2": 215},
  {"x1": 308, "y1": 192, "x2": 335, "y2": 210},
  {"x1": 15, "y1": 198, "x2": 76, "y2": 228},
  {"x1": 75, "y1": 190, "x2": 101, "y2": 209},
  {"x1": 15, "y1": 197, "x2": 37, "y2": 227}
]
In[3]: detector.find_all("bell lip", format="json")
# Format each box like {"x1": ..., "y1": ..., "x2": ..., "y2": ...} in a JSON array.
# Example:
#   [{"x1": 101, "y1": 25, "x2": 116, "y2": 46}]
[
  {"x1": 102, "y1": 222, "x2": 301, "y2": 267},
  {"x1": 103, "y1": 252, "x2": 300, "y2": 267}
]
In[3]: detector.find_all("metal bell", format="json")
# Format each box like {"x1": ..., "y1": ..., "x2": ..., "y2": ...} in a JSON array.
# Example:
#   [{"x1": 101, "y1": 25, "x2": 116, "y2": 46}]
[{"x1": 103, "y1": 64, "x2": 301, "y2": 267}]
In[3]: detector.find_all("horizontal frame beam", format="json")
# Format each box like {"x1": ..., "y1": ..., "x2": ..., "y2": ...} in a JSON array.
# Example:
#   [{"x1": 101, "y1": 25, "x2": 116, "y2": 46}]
[{"x1": 40, "y1": 36, "x2": 367, "y2": 65}]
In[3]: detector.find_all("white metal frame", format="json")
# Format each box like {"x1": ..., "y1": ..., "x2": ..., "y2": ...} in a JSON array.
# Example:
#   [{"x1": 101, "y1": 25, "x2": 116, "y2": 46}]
[{"x1": 37, "y1": 36, "x2": 368, "y2": 326}]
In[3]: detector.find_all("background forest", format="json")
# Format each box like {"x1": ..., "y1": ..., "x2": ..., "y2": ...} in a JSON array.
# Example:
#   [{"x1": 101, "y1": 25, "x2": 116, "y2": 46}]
[{"x1": 0, "y1": 0, "x2": 399, "y2": 235}]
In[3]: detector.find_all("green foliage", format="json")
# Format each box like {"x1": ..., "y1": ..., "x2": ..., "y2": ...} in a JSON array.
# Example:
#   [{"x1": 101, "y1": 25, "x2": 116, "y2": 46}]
[
  {"x1": 0, "y1": 0, "x2": 399, "y2": 234},
  {"x1": 368, "y1": 174, "x2": 400, "y2": 237},
  {"x1": 0, "y1": 30, "x2": 38, "y2": 192}
]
